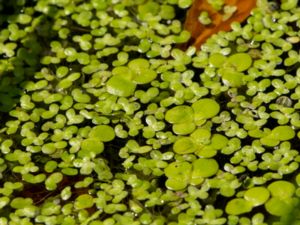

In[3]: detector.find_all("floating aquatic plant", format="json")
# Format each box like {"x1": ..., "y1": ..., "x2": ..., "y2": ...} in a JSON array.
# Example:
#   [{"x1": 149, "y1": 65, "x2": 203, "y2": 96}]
[
  {"x1": 192, "y1": 98, "x2": 220, "y2": 125},
  {"x1": 0, "y1": 0, "x2": 300, "y2": 224},
  {"x1": 225, "y1": 198, "x2": 253, "y2": 215},
  {"x1": 244, "y1": 186, "x2": 270, "y2": 206}
]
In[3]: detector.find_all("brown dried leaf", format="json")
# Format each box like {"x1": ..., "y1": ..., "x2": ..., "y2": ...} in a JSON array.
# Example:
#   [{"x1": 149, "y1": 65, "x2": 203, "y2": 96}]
[{"x1": 183, "y1": 0, "x2": 257, "y2": 49}]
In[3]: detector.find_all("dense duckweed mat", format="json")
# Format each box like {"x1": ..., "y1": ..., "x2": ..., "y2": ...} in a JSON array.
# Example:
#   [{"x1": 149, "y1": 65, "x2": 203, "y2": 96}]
[{"x1": 0, "y1": 0, "x2": 300, "y2": 224}]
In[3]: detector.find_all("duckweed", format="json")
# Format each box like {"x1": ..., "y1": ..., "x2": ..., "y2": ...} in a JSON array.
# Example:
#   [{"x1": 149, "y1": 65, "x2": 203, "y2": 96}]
[
  {"x1": 45, "y1": 172, "x2": 63, "y2": 191},
  {"x1": 173, "y1": 137, "x2": 197, "y2": 154},
  {"x1": 227, "y1": 53, "x2": 253, "y2": 72},
  {"x1": 265, "y1": 197, "x2": 294, "y2": 216},
  {"x1": 128, "y1": 59, "x2": 157, "y2": 84},
  {"x1": 244, "y1": 187, "x2": 270, "y2": 206},
  {"x1": 89, "y1": 125, "x2": 115, "y2": 142},
  {"x1": 271, "y1": 125, "x2": 296, "y2": 141},
  {"x1": 106, "y1": 76, "x2": 137, "y2": 97},
  {"x1": 0, "y1": 196, "x2": 9, "y2": 209},
  {"x1": 10, "y1": 197, "x2": 33, "y2": 209},
  {"x1": 74, "y1": 194, "x2": 94, "y2": 210},
  {"x1": 225, "y1": 198, "x2": 253, "y2": 215},
  {"x1": 165, "y1": 105, "x2": 194, "y2": 124},
  {"x1": 192, "y1": 158, "x2": 219, "y2": 178},
  {"x1": 268, "y1": 180, "x2": 296, "y2": 199},
  {"x1": 79, "y1": 138, "x2": 104, "y2": 158},
  {"x1": 0, "y1": 0, "x2": 300, "y2": 224},
  {"x1": 219, "y1": 68, "x2": 245, "y2": 87},
  {"x1": 198, "y1": 11, "x2": 212, "y2": 25},
  {"x1": 209, "y1": 53, "x2": 227, "y2": 67},
  {"x1": 192, "y1": 98, "x2": 220, "y2": 125},
  {"x1": 164, "y1": 161, "x2": 192, "y2": 190}
]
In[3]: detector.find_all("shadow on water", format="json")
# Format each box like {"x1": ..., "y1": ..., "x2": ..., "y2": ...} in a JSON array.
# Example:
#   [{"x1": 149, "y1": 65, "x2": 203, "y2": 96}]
[
  {"x1": 0, "y1": 0, "x2": 56, "y2": 116},
  {"x1": 0, "y1": 1, "x2": 25, "y2": 114}
]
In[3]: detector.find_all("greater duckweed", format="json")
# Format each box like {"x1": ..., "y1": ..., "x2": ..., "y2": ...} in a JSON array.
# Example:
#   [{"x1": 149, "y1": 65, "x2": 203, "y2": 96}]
[{"x1": 0, "y1": 0, "x2": 299, "y2": 224}]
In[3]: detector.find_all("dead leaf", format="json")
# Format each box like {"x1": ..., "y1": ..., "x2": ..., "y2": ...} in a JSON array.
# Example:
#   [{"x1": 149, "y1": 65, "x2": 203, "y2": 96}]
[{"x1": 183, "y1": 0, "x2": 257, "y2": 49}]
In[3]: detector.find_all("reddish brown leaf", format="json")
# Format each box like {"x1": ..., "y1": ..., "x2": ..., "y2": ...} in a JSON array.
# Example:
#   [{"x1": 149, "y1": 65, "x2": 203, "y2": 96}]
[{"x1": 183, "y1": 0, "x2": 257, "y2": 49}]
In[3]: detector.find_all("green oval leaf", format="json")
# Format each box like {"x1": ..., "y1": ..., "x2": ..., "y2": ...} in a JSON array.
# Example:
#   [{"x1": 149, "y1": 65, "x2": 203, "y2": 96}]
[
  {"x1": 80, "y1": 138, "x2": 104, "y2": 158},
  {"x1": 265, "y1": 197, "x2": 294, "y2": 216},
  {"x1": 190, "y1": 128, "x2": 211, "y2": 144},
  {"x1": 210, "y1": 134, "x2": 228, "y2": 150},
  {"x1": 165, "y1": 105, "x2": 194, "y2": 124},
  {"x1": 89, "y1": 125, "x2": 115, "y2": 142},
  {"x1": 228, "y1": 53, "x2": 252, "y2": 72},
  {"x1": 173, "y1": 137, "x2": 197, "y2": 154},
  {"x1": 225, "y1": 198, "x2": 253, "y2": 215},
  {"x1": 209, "y1": 53, "x2": 227, "y2": 68},
  {"x1": 107, "y1": 76, "x2": 136, "y2": 97},
  {"x1": 219, "y1": 68, "x2": 245, "y2": 87},
  {"x1": 172, "y1": 122, "x2": 195, "y2": 135},
  {"x1": 192, "y1": 158, "x2": 219, "y2": 178},
  {"x1": 164, "y1": 161, "x2": 192, "y2": 190},
  {"x1": 192, "y1": 98, "x2": 220, "y2": 121},
  {"x1": 271, "y1": 126, "x2": 295, "y2": 141},
  {"x1": 74, "y1": 194, "x2": 94, "y2": 210},
  {"x1": 10, "y1": 197, "x2": 33, "y2": 209},
  {"x1": 244, "y1": 187, "x2": 270, "y2": 206},
  {"x1": 268, "y1": 180, "x2": 295, "y2": 199}
]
